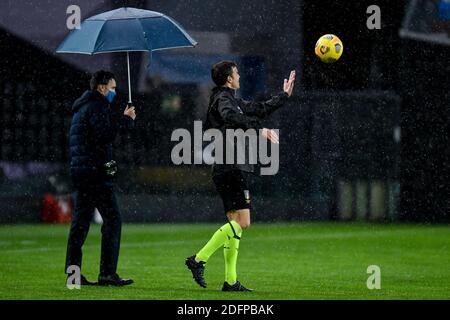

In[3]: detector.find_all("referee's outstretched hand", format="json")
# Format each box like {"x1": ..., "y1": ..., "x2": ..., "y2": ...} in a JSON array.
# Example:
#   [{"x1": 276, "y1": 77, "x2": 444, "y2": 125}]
[
  {"x1": 283, "y1": 70, "x2": 296, "y2": 97},
  {"x1": 262, "y1": 128, "x2": 279, "y2": 144}
]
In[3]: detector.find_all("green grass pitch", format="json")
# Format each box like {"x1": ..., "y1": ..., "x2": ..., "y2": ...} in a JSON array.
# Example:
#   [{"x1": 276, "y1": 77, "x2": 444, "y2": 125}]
[{"x1": 0, "y1": 222, "x2": 449, "y2": 299}]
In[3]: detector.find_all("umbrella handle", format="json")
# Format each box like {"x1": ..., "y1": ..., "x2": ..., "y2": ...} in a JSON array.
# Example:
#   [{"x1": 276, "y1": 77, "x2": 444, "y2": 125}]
[{"x1": 127, "y1": 51, "x2": 132, "y2": 104}]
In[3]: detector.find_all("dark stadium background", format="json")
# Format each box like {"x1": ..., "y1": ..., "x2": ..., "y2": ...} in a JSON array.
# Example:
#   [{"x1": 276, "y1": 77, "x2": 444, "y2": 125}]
[{"x1": 0, "y1": 0, "x2": 449, "y2": 223}]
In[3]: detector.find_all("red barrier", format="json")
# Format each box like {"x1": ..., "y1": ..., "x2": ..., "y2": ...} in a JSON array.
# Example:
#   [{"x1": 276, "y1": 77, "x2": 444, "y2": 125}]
[{"x1": 41, "y1": 193, "x2": 72, "y2": 224}]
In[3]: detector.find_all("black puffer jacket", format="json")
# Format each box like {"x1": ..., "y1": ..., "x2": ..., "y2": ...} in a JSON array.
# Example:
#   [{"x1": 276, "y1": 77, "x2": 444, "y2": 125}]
[{"x1": 69, "y1": 90, "x2": 133, "y2": 185}]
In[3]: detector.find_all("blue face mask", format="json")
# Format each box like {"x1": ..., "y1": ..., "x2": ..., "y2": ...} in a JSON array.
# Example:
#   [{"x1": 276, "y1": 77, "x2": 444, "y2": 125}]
[{"x1": 106, "y1": 89, "x2": 116, "y2": 103}]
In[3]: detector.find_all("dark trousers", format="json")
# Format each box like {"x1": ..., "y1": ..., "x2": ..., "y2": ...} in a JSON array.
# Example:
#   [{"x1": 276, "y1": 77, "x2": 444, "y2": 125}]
[{"x1": 65, "y1": 182, "x2": 122, "y2": 276}]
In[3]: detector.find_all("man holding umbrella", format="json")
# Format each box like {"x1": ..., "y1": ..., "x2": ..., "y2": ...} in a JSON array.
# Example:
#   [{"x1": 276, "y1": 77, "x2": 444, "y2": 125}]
[
  {"x1": 65, "y1": 70, "x2": 136, "y2": 286},
  {"x1": 57, "y1": 6, "x2": 197, "y2": 287}
]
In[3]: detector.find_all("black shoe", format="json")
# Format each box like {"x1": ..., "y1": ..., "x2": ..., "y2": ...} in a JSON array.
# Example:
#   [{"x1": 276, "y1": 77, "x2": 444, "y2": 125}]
[
  {"x1": 185, "y1": 255, "x2": 207, "y2": 288},
  {"x1": 98, "y1": 273, "x2": 134, "y2": 286},
  {"x1": 222, "y1": 280, "x2": 253, "y2": 292},
  {"x1": 66, "y1": 274, "x2": 97, "y2": 286},
  {"x1": 80, "y1": 274, "x2": 97, "y2": 286}
]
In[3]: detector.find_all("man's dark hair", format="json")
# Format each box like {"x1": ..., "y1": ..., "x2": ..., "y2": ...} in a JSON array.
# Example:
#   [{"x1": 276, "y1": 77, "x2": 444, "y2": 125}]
[
  {"x1": 211, "y1": 61, "x2": 237, "y2": 87},
  {"x1": 90, "y1": 70, "x2": 115, "y2": 90}
]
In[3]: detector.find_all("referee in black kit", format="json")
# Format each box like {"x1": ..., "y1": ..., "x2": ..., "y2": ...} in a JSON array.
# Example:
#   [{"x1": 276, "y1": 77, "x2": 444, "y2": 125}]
[
  {"x1": 186, "y1": 61, "x2": 296, "y2": 291},
  {"x1": 65, "y1": 70, "x2": 136, "y2": 286}
]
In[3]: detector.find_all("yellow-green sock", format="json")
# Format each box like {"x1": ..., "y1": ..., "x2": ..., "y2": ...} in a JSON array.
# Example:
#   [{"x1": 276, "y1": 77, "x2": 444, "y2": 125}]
[
  {"x1": 196, "y1": 220, "x2": 242, "y2": 263},
  {"x1": 224, "y1": 228, "x2": 242, "y2": 285}
]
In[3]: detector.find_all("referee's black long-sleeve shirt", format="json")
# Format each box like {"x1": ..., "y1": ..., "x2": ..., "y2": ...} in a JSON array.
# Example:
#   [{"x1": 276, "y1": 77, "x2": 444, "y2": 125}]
[{"x1": 204, "y1": 86, "x2": 289, "y2": 175}]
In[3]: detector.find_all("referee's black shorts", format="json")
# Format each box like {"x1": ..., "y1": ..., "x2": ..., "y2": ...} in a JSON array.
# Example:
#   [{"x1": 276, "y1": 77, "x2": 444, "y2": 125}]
[{"x1": 213, "y1": 170, "x2": 251, "y2": 214}]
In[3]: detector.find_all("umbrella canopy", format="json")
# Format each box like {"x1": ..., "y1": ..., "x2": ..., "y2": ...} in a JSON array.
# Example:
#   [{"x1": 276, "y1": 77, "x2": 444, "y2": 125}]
[{"x1": 56, "y1": 7, "x2": 197, "y2": 103}]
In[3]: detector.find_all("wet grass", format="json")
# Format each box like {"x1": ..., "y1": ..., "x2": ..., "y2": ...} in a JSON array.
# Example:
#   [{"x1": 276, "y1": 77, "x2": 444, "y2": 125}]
[{"x1": 0, "y1": 222, "x2": 449, "y2": 300}]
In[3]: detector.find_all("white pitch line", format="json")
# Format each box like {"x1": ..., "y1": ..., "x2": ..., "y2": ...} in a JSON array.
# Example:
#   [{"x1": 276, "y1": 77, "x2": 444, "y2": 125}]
[{"x1": 0, "y1": 230, "x2": 426, "y2": 254}]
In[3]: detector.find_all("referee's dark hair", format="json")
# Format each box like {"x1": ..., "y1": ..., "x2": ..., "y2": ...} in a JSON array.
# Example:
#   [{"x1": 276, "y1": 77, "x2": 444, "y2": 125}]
[
  {"x1": 90, "y1": 70, "x2": 115, "y2": 90},
  {"x1": 211, "y1": 61, "x2": 237, "y2": 87}
]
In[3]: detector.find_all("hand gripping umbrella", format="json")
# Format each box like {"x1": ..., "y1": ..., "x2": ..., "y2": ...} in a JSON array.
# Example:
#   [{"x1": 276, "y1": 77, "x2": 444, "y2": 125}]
[{"x1": 56, "y1": 7, "x2": 197, "y2": 104}]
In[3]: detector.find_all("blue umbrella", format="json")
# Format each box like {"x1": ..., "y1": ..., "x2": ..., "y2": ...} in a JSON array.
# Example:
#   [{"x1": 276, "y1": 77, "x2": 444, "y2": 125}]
[{"x1": 56, "y1": 7, "x2": 197, "y2": 103}]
